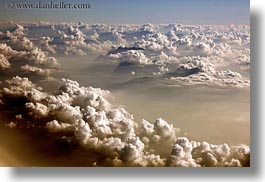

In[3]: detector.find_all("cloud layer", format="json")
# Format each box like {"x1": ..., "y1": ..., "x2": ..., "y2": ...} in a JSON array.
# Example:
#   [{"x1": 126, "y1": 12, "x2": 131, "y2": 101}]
[
  {"x1": 0, "y1": 76, "x2": 250, "y2": 167},
  {"x1": 0, "y1": 22, "x2": 250, "y2": 166},
  {"x1": 0, "y1": 25, "x2": 59, "y2": 79}
]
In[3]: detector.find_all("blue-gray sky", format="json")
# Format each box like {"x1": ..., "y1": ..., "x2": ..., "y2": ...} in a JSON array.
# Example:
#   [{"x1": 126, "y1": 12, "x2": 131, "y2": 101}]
[{"x1": 0, "y1": 0, "x2": 249, "y2": 24}]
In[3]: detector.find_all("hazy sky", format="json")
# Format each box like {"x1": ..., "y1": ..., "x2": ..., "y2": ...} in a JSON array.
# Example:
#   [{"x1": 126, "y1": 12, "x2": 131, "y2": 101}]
[{"x1": 0, "y1": 0, "x2": 249, "y2": 24}]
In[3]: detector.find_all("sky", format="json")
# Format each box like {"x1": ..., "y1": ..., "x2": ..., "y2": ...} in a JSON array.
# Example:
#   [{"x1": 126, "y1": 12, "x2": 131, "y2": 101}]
[{"x1": 0, "y1": 0, "x2": 249, "y2": 24}]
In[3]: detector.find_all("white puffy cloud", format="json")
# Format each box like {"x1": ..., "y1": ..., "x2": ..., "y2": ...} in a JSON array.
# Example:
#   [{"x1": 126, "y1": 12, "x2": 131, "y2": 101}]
[
  {"x1": 1, "y1": 76, "x2": 46, "y2": 102},
  {"x1": 0, "y1": 22, "x2": 250, "y2": 166},
  {"x1": 0, "y1": 54, "x2": 11, "y2": 70},
  {"x1": 164, "y1": 56, "x2": 249, "y2": 88},
  {"x1": 167, "y1": 70, "x2": 250, "y2": 88},
  {"x1": 57, "y1": 26, "x2": 87, "y2": 55},
  {"x1": 152, "y1": 51, "x2": 179, "y2": 65},
  {"x1": 0, "y1": 43, "x2": 18, "y2": 58},
  {"x1": 108, "y1": 50, "x2": 151, "y2": 65},
  {"x1": 19, "y1": 48, "x2": 59, "y2": 68},
  {"x1": 166, "y1": 137, "x2": 250, "y2": 167},
  {"x1": 21, "y1": 64, "x2": 51, "y2": 77},
  {"x1": 46, "y1": 120, "x2": 75, "y2": 133},
  {"x1": 0, "y1": 24, "x2": 59, "y2": 69},
  {"x1": 0, "y1": 42, "x2": 58, "y2": 77},
  {"x1": 0, "y1": 23, "x2": 249, "y2": 77},
  {"x1": 0, "y1": 76, "x2": 250, "y2": 167},
  {"x1": 236, "y1": 54, "x2": 250, "y2": 70},
  {"x1": 4, "y1": 24, "x2": 36, "y2": 51},
  {"x1": 39, "y1": 36, "x2": 56, "y2": 54}
]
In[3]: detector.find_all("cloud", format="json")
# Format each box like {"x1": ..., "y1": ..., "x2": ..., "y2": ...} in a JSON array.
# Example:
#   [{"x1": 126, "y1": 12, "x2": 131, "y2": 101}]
[
  {"x1": 152, "y1": 51, "x2": 179, "y2": 65},
  {"x1": 0, "y1": 22, "x2": 250, "y2": 166},
  {"x1": 0, "y1": 54, "x2": 11, "y2": 70},
  {"x1": 0, "y1": 25, "x2": 68, "y2": 81},
  {"x1": 0, "y1": 43, "x2": 19, "y2": 58},
  {"x1": 134, "y1": 32, "x2": 178, "y2": 54},
  {"x1": 3, "y1": 24, "x2": 36, "y2": 51},
  {"x1": 164, "y1": 56, "x2": 249, "y2": 88},
  {"x1": 0, "y1": 76, "x2": 250, "y2": 166},
  {"x1": 166, "y1": 137, "x2": 250, "y2": 167},
  {"x1": 108, "y1": 50, "x2": 151, "y2": 65},
  {"x1": 57, "y1": 25, "x2": 88, "y2": 55},
  {"x1": 0, "y1": 42, "x2": 58, "y2": 77},
  {"x1": 20, "y1": 64, "x2": 51, "y2": 77},
  {"x1": 18, "y1": 45, "x2": 58, "y2": 68},
  {"x1": 1, "y1": 76, "x2": 46, "y2": 102},
  {"x1": 237, "y1": 54, "x2": 250, "y2": 70},
  {"x1": 39, "y1": 36, "x2": 56, "y2": 54},
  {"x1": 0, "y1": 23, "x2": 249, "y2": 74}
]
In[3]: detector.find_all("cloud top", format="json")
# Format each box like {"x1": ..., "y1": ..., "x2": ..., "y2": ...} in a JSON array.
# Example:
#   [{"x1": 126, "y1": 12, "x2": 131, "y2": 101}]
[{"x1": 0, "y1": 76, "x2": 250, "y2": 166}]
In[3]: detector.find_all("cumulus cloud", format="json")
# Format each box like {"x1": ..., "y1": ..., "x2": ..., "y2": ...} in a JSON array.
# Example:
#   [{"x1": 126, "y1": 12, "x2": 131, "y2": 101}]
[
  {"x1": 166, "y1": 137, "x2": 249, "y2": 167},
  {"x1": 0, "y1": 42, "x2": 58, "y2": 77},
  {"x1": 3, "y1": 24, "x2": 36, "y2": 51},
  {"x1": 164, "y1": 56, "x2": 249, "y2": 88},
  {"x1": 39, "y1": 36, "x2": 56, "y2": 54},
  {"x1": 134, "y1": 33, "x2": 170, "y2": 52},
  {"x1": 0, "y1": 43, "x2": 18, "y2": 58},
  {"x1": 0, "y1": 23, "x2": 249, "y2": 79},
  {"x1": 0, "y1": 76, "x2": 250, "y2": 167},
  {"x1": 57, "y1": 26, "x2": 87, "y2": 55},
  {"x1": 152, "y1": 51, "x2": 179, "y2": 65},
  {"x1": 20, "y1": 64, "x2": 51, "y2": 77},
  {"x1": 1, "y1": 76, "x2": 46, "y2": 102},
  {"x1": 0, "y1": 24, "x2": 58, "y2": 68},
  {"x1": 0, "y1": 22, "x2": 250, "y2": 166},
  {"x1": 20, "y1": 48, "x2": 59, "y2": 68},
  {"x1": 236, "y1": 54, "x2": 250, "y2": 70},
  {"x1": 0, "y1": 53, "x2": 11, "y2": 70},
  {"x1": 108, "y1": 50, "x2": 152, "y2": 65}
]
